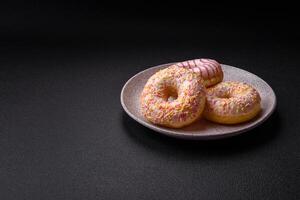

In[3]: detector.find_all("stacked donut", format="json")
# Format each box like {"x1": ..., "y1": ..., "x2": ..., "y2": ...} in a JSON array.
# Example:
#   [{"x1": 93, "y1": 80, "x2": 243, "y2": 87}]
[
  {"x1": 173, "y1": 59, "x2": 223, "y2": 87},
  {"x1": 140, "y1": 58, "x2": 261, "y2": 128}
]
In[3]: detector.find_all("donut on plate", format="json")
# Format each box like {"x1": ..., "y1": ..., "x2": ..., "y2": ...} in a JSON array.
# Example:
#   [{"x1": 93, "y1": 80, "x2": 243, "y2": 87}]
[
  {"x1": 175, "y1": 58, "x2": 223, "y2": 87},
  {"x1": 140, "y1": 66, "x2": 206, "y2": 128},
  {"x1": 204, "y1": 81, "x2": 261, "y2": 124}
]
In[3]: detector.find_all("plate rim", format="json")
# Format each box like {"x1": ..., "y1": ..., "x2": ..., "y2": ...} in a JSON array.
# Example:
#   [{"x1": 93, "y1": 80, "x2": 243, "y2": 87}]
[{"x1": 120, "y1": 63, "x2": 277, "y2": 140}]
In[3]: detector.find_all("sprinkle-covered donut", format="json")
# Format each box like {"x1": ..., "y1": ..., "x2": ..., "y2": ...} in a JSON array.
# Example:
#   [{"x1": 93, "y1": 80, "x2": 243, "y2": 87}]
[
  {"x1": 204, "y1": 81, "x2": 261, "y2": 124},
  {"x1": 174, "y1": 58, "x2": 223, "y2": 87},
  {"x1": 140, "y1": 66, "x2": 206, "y2": 128}
]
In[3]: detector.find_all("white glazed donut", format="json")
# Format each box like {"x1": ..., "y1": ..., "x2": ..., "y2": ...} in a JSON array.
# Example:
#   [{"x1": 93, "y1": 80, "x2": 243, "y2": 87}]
[
  {"x1": 204, "y1": 81, "x2": 261, "y2": 124},
  {"x1": 140, "y1": 66, "x2": 206, "y2": 128}
]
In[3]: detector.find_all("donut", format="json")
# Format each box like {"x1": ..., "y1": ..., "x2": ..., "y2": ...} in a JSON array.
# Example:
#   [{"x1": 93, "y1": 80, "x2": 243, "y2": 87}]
[
  {"x1": 204, "y1": 81, "x2": 261, "y2": 124},
  {"x1": 140, "y1": 65, "x2": 206, "y2": 128},
  {"x1": 174, "y1": 58, "x2": 223, "y2": 87}
]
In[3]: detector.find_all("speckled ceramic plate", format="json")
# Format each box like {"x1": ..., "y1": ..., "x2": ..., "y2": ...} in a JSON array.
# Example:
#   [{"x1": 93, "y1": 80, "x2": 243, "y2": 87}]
[{"x1": 121, "y1": 63, "x2": 276, "y2": 140}]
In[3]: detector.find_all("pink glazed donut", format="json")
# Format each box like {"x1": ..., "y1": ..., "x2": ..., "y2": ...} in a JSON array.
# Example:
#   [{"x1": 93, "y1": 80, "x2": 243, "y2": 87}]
[{"x1": 174, "y1": 58, "x2": 223, "y2": 87}]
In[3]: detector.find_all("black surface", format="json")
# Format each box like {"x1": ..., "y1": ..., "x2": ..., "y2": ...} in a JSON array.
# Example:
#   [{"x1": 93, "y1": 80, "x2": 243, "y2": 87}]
[{"x1": 1, "y1": 3, "x2": 300, "y2": 200}]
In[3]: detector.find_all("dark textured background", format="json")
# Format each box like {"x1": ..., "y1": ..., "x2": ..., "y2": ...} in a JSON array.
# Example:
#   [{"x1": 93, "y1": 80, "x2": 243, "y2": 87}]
[{"x1": 0, "y1": 2, "x2": 299, "y2": 200}]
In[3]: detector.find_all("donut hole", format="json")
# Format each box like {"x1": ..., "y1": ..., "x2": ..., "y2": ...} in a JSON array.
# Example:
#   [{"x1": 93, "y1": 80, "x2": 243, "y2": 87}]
[
  {"x1": 216, "y1": 92, "x2": 232, "y2": 99},
  {"x1": 164, "y1": 86, "x2": 178, "y2": 102}
]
